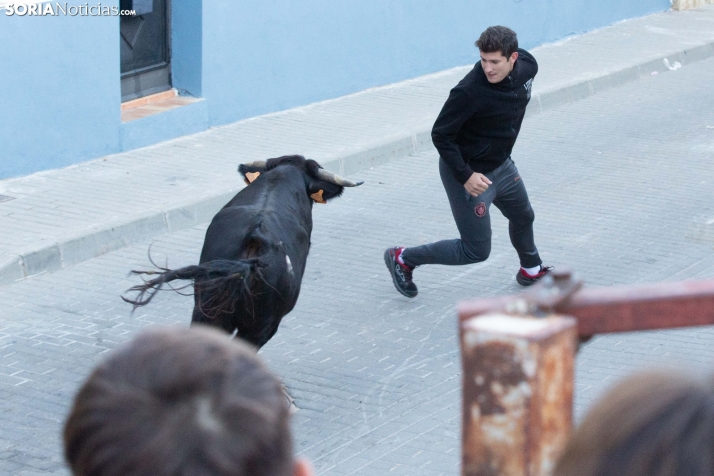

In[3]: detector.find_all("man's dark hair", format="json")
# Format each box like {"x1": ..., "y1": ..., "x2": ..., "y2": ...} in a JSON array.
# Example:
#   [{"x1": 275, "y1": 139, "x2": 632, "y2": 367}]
[
  {"x1": 63, "y1": 326, "x2": 293, "y2": 476},
  {"x1": 476, "y1": 26, "x2": 518, "y2": 58},
  {"x1": 554, "y1": 370, "x2": 714, "y2": 476}
]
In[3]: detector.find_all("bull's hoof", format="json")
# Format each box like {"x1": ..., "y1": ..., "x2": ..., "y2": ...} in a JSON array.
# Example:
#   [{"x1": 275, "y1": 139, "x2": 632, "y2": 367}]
[{"x1": 282, "y1": 385, "x2": 298, "y2": 414}]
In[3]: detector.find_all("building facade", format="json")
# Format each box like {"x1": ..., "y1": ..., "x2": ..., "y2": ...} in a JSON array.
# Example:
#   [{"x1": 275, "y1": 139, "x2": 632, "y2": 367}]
[{"x1": 0, "y1": 0, "x2": 671, "y2": 179}]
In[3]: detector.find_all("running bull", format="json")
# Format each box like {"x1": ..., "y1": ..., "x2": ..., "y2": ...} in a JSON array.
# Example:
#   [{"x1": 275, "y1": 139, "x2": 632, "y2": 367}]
[{"x1": 122, "y1": 155, "x2": 362, "y2": 348}]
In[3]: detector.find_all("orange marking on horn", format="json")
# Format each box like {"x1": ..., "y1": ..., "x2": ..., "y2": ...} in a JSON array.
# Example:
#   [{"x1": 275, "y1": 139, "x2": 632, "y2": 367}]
[{"x1": 310, "y1": 189, "x2": 326, "y2": 204}]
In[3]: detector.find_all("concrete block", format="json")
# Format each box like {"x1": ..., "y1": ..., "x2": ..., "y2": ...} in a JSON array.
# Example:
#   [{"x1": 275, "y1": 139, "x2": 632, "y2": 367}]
[
  {"x1": 537, "y1": 81, "x2": 591, "y2": 112},
  {"x1": 0, "y1": 255, "x2": 25, "y2": 285},
  {"x1": 317, "y1": 157, "x2": 343, "y2": 175},
  {"x1": 60, "y1": 230, "x2": 115, "y2": 267},
  {"x1": 59, "y1": 212, "x2": 168, "y2": 267},
  {"x1": 637, "y1": 57, "x2": 672, "y2": 77},
  {"x1": 106, "y1": 211, "x2": 169, "y2": 242},
  {"x1": 20, "y1": 243, "x2": 62, "y2": 277},
  {"x1": 523, "y1": 98, "x2": 541, "y2": 119},
  {"x1": 564, "y1": 80, "x2": 594, "y2": 103},
  {"x1": 681, "y1": 42, "x2": 714, "y2": 65},
  {"x1": 412, "y1": 130, "x2": 435, "y2": 154},
  {"x1": 164, "y1": 191, "x2": 238, "y2": 232},
  {"x1": 536, "y1": 88, "x2": 567, "y2": 112},
  {"x1": 588, "y1": 66, "x2": 640, "y2": 94},
  {"x1": 672, "y1": 0, "x2": 714, "y2": 10}
]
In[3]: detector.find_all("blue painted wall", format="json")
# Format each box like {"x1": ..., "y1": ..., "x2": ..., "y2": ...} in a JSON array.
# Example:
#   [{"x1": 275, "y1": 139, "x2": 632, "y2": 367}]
[
  {"x1": 0, "y1": 13, "x2": 120, "y2": 178},
  {"x1": 0, "y1": 0, "x2": 670, "y2": 179},
  {"x1": 201, "y1": 0, "x2": 671, "y2": 125},
  {"x1": 172, "y1": 0, "x2": 202, "y2": 97}
]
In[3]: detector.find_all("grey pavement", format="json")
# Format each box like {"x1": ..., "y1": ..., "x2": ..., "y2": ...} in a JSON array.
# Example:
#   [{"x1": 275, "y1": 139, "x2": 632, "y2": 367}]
[
  {"x1": 1, "y1": 50, "x2": 713, "y2": 474},
  {"x1": 2, "y1": 5, "x2": 714, "y2": 285}
]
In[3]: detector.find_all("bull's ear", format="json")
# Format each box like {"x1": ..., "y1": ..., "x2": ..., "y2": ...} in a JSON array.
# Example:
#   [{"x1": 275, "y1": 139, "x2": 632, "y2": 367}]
[
  {"x1": 243, "y1": 171, "x2": 260, "y2": 185},
  {"x1": 310, "y1": 189, "x2": 327, "y2": 204},
  {"x1": 238, "y1": 162, "x2": 266, "y2": 185},
  {"x1": 308, "y1": 179, "x2": 343, "y2": 202}
]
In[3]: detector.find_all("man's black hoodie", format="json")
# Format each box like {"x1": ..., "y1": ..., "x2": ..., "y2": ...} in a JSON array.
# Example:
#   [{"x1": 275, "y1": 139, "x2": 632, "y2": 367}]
[{"x1": 432, "y1": 48, "x2": 538, "y2": 185}]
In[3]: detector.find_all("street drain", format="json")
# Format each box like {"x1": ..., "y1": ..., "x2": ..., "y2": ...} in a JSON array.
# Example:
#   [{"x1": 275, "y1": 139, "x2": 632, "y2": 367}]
[{"x1": 0, "y1": 195, "x2": 15, "y2": 203}]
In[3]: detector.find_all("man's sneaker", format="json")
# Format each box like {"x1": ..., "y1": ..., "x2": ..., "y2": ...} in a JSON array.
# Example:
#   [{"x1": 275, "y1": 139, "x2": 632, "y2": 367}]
[
  {"x1": 516, "y1": 266, "x2": 553, "y2": 286},
  {"x1": 384, "y1": 247, "x2": 418, "y2": 298}
]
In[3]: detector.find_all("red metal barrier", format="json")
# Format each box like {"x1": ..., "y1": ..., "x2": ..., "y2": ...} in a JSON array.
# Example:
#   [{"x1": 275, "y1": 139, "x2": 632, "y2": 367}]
[{"x1": 458, "y1": 273, "x2": 714, "y2": 476}]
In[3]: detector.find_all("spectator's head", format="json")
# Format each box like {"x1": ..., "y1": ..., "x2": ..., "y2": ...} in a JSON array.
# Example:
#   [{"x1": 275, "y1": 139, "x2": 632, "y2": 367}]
[
  {"x1": 64, "y1": 326, "x2": 312, "y2": 476},
  {"x1": 554, "y1": 370, "x2": 714, "y2": 476},
  {"x1": 475, "y1": 26, "x2": 519, "y2": 83}
]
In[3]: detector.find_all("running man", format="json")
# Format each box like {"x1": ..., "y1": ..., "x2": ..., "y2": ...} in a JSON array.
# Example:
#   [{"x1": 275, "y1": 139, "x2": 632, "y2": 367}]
[{"x1": 384, "y1": 26, "x2": 550, "y2": 298}]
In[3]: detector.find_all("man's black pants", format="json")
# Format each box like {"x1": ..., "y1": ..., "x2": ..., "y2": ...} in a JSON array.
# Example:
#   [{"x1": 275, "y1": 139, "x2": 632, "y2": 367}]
[{"x1": 401, "y1": 157, "x2": 542, "y2": 269}]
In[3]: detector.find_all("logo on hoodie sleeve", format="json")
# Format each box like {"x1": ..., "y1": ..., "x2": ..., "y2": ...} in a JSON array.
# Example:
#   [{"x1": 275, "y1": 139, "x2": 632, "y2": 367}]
[{"x1": 524, "y1": 78, "x2": 533, "y2": 99}]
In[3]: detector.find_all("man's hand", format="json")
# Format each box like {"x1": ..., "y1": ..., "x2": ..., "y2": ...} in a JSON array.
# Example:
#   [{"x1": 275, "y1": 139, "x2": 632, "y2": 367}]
[{"x1": 464, "y1": 172, "x2": 492, "y2": 197}]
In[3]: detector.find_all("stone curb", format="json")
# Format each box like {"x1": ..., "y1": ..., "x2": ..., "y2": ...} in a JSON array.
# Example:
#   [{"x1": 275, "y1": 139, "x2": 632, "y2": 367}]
[
  {"x1": 1, "y1": 41, "x2": 713, "y2": 286},
  {"x1": 0, "y1": 191, "x2": 236, "y2": 285}
]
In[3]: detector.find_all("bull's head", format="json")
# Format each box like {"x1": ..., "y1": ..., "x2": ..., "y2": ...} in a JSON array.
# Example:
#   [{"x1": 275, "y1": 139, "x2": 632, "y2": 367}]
[{"x1": 238, "y1": 155, "x2": 363, "y2": 204}]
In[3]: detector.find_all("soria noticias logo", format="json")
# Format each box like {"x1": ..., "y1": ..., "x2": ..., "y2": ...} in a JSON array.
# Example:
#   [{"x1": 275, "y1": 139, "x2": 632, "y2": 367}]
[{"x1": 2, "y1": 2, "x2": 137, "y2": 16}]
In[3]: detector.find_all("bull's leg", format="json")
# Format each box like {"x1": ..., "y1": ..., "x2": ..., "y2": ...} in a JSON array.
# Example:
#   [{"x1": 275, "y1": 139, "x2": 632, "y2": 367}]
[
  {"x1": 238, "y1": 319, "x2": 281, "y2": 349},
  {"x1": 190, "y1": 289, "x2": 237, "y2": 335}
]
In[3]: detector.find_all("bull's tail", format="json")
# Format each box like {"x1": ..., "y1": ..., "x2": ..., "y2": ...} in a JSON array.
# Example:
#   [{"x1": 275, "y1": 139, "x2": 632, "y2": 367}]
[{"x1": 121, "y1": 259, "x2": 259, "y2": 312}]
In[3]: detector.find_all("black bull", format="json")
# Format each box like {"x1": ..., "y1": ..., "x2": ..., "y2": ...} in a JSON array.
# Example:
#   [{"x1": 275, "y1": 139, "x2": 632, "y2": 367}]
[{"x1": 122, "y1": 155, "x2": 362, "y2": 348}]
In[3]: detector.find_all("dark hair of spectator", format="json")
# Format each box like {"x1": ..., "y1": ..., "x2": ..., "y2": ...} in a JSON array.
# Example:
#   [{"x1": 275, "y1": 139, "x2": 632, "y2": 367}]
[
  {"x1": 475, "y1": 26, "x2": 519, "y2": 58},
  {"x1": 553, "y1": 370, "x2": 714, "y2": 476},
  {"x1": 63, "y1": 326, "x2": 292, "y2": 476}
]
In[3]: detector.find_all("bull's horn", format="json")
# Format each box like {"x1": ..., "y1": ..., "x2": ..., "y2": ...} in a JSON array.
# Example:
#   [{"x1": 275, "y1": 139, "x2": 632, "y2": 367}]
[
  {"x1": 316, "y1": 169, "x2": 364, "y2": 187},
  {"x1": 238, "y1": 160, "x2": 267, "y2": 171}
]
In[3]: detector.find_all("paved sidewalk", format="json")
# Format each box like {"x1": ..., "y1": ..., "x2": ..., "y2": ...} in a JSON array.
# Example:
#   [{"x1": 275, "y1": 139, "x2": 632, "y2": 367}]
[{"x1": 2, "y1": 5, "x2": 714, "y2": 285}]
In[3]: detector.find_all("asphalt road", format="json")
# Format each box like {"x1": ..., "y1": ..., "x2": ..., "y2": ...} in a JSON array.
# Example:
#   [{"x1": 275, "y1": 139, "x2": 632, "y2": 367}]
[{"x1": 1, "y1": 56, "x2": 713, "y2": 476}]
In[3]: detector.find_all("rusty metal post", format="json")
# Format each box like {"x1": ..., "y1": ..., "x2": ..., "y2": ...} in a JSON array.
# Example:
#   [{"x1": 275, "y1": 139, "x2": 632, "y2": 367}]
[{"x1": 460, "y1": 312, "x2": 577, "y2": 476}]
